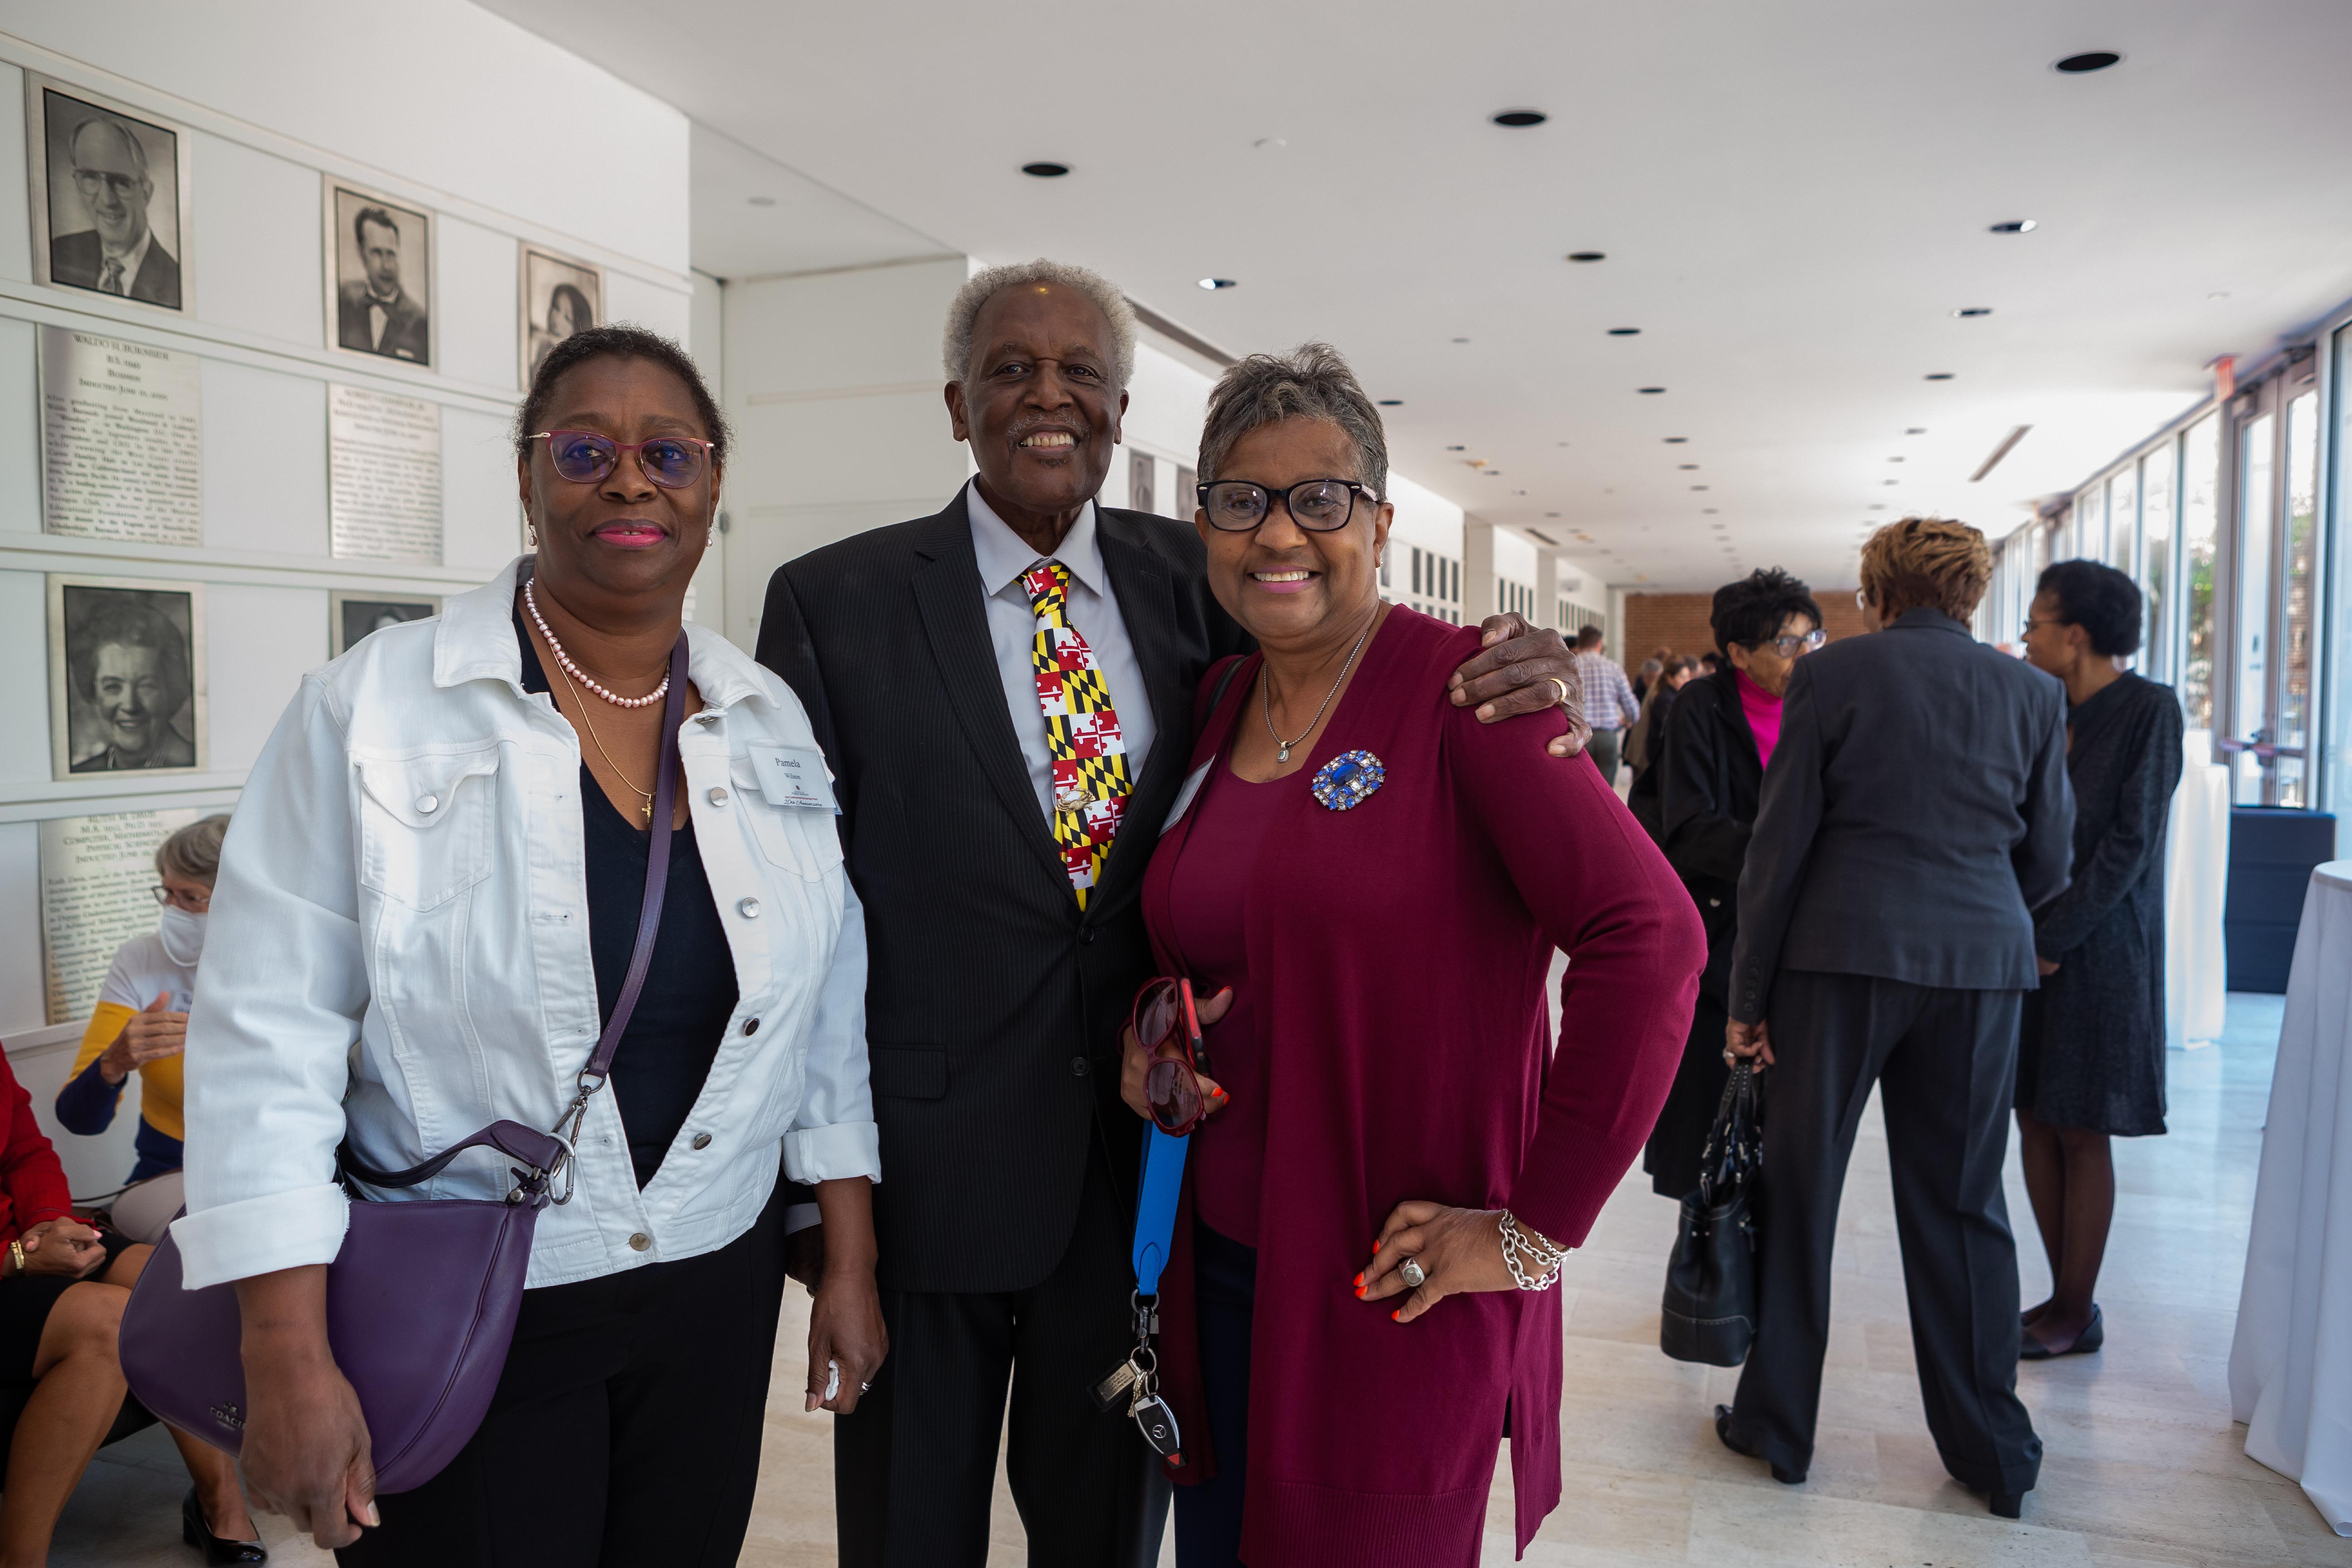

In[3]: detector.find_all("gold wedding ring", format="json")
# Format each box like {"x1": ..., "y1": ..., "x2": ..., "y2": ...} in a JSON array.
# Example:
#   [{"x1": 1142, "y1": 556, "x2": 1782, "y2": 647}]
[{"x1": 1547, "y1": 676, "x2": 1572, "y2": 707}]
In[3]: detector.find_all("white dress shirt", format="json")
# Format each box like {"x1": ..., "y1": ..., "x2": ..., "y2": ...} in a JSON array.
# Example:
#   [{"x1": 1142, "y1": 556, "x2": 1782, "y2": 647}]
[
  {"x1": 173, "y1": 557, "x2": 879, "y2": 1291},
  {"x1": 967, "y1": 482, "x2": 1158, "y2": 818}
]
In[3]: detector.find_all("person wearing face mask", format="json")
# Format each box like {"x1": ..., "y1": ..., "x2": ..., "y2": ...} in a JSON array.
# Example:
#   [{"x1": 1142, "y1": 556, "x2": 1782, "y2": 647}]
[
  {"x1": 57, "y1": 814, "x2": 229, "y2": 1241},
  {"x1": 47, "y1": 815, "x2": 264, "y2": 1559},
  {"x1": 1639, "y1": 572, "x2": 1821, "y2": 1198}
]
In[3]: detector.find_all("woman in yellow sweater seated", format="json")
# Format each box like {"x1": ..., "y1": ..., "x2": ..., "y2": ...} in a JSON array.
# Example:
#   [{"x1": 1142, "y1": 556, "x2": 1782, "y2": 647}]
[{"x1": 56, "y1": 814, "x2": 227, "y2": 1245}]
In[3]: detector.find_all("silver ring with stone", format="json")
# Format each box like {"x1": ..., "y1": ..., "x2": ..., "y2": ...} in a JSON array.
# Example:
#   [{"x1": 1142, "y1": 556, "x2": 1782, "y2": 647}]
[{"x1": 1399, "y1": 1258, "x2": 1426, "y2": 1289}]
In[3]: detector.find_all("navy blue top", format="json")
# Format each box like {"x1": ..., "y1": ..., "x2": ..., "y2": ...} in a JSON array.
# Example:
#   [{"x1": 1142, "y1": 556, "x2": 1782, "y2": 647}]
[
  {"x1": 517, "y1": 612, "x2": 738, "y2": 1188},
  {"x1": 54, "y1": 1062, "x2": 182, "y2": 1184}
]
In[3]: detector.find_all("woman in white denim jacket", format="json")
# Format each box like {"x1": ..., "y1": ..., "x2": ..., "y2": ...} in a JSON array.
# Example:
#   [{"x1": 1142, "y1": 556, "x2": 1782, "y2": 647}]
[{"x1": 175, "y1": 327, "x2": 883, "y2": 1563}]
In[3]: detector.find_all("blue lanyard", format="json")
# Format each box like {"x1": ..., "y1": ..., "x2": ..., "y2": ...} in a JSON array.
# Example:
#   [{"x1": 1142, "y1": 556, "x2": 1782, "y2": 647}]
[{"x1": 1132, "y1": 1123, "x2": 1188, "y2": 1297}]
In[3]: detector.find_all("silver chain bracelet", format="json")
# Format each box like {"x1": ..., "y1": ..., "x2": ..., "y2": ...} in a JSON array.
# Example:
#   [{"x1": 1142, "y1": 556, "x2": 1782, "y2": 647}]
[{"x1": 1498, "y1": 1211, "x2": 1570, "y2": 1291}]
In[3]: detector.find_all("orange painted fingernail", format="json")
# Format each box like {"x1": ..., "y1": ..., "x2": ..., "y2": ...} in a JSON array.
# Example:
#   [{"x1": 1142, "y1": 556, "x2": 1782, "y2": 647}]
[
  {"x1": 1353, "y1": 1272, "x2": 1364, "y2": 1288},
  {"x1": 1372, "y1": 1240, "x2": 1381, "y2": 1252},
  {"x1": 1391, "y1": 1309, "x2": 1402, "y2": 1322}
]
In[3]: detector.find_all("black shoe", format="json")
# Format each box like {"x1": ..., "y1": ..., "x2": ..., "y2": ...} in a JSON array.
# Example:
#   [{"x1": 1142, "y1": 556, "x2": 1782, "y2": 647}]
[
  {"x1": 182, "y1": 1487, "x2": 267, "y2": 1563},
  {"x1": 2019, "y1": 1303, "x2": 2103, "y2": 1360},
  {"x1": 1989, "y1": 1490, "x2": 2025, "y2": 1519},
  {"x1": 1714, "y1": 1404, "x2": 1805, "y2": 1485}
]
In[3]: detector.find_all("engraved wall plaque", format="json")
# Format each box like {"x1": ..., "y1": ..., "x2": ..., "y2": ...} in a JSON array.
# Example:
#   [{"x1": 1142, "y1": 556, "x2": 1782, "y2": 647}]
[
  {"x1": 40, "y1": 808, "x2": 199, "y2": 1025},
  {"x1": 329, "y1": 383, "x2": 443, "y2": 563},
  {"x1": 39, "y1": 325, "x2": 202, "y2": 544}
]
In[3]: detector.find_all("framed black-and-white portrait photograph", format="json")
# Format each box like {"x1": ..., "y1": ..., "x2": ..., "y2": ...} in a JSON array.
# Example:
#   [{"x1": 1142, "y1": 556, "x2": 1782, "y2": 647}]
[
  {"x1": 328, "y1": 591, "x2": 440, "y2": 657},
  {"x1": 48, "y1": 574, "x2": 207, "y2": 781},
  {"x1": 326, "y1": 179, "x2": 433, "y2": 367},
  {"x1": 26, "y1": 75, "x2": 194, "y2": 314},
  {"x1": 519, "y1": 244, "x2": 603, "y2": 387}
]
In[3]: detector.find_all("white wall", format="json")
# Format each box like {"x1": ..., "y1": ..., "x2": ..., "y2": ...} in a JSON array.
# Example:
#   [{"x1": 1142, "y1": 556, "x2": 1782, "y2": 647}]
[
  {"x1": 0, "y1": 19, "x2": 692, "y2": 1192},
  {"x1": 714, "y1": 256, "x2": 970, "y2": 647}
]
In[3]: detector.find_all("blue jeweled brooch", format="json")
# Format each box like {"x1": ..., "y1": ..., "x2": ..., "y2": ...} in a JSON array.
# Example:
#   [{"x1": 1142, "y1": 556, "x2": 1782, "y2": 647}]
[{"x1": 1311, "y1": 750, "x2": 1386, "y2": 811}]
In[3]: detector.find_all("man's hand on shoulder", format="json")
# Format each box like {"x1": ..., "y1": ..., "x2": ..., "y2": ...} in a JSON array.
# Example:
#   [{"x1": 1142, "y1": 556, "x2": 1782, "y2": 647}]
[{"x1": 1449, "y1": 614, "x2": 1590, "y2": 758}]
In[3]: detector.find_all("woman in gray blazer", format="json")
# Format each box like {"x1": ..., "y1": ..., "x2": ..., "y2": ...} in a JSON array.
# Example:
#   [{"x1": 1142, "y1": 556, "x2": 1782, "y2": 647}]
[{"x1": 1717, "y1": 517, "x2": 2074, "y2": 1520}]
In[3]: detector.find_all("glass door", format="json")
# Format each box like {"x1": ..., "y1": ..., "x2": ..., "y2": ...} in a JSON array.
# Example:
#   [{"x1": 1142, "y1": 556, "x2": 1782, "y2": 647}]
[{"x1": 2222, "y1": 371, "x2": 2324, "y2": 804}]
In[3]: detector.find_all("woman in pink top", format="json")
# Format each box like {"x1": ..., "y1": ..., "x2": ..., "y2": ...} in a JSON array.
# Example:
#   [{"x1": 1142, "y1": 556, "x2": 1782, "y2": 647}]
[{"x1": 1119, "y1": 345, "x2": 1702, "y2": 1568}]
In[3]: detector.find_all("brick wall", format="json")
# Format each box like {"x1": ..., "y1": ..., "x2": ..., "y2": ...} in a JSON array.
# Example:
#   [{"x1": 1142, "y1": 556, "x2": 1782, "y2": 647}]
[{"x1": 1620, "y1": 589, "x2": 1866, "y2": 674}]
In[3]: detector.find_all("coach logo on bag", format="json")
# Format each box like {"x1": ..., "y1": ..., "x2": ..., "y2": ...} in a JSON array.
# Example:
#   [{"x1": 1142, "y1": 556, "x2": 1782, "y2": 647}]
[{"x1": 209, "y1": 1402, "x2": 243, "y2": 1431}]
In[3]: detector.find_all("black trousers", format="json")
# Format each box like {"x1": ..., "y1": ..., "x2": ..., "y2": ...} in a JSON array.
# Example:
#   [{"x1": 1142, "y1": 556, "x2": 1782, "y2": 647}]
[
  {"x1": 1171, "y1": 1221, "x2": 1255, "y2": 1568},
  {"x1": 338, "y1": 1189, "x2": 788, "y2": 1568},
  {"x1": 836, "y1": 1138, "x2": 1163, "y2": 1568},
  {"x1": 1727, "y1": 971, "x2": 2042, "y2": 1495},
  {"x1": 1642, "y1": 986, "x2": 1731, "y2": 1198}
]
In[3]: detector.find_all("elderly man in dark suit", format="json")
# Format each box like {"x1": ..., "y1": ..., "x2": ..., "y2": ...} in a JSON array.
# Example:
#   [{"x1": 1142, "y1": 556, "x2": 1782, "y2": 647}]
[
  {"x1": 755, "y1": 260, "x2": 1585, "y2": 1568},
  {"x1": 336, "y1": 206, "x2": 429, "y2": 362},
  {"x1": 49, "y1": 116, "x2": 180, "y2": 308},
  {"x1": 1717, "y1": 517, "x2": 2073, "y2": 1520}
]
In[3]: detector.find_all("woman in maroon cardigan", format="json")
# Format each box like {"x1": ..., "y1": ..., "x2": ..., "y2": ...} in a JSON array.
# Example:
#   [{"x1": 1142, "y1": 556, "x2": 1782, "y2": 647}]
[{"x1": 1121, "y1": 345, "x2": 1702, "y2": 1568}]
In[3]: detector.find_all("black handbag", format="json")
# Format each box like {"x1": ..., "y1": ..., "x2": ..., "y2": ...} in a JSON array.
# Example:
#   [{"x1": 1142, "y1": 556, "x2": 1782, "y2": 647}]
[{"x1": 1660, "y1": 1060, "x2": 1761, "y2": 1366}]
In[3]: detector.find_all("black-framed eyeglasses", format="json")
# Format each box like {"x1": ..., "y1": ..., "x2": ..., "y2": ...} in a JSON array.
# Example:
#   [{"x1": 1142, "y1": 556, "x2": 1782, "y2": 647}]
[
  {"x1": 529, "y1": 431, "x2": 715, "y2": 490},
  {"x1": 1744, "y1": 629, "x2": 1826, "y2": 658},
  {"x1": 1196, "y1": 478, "x2": 1377, "y2": 533}
]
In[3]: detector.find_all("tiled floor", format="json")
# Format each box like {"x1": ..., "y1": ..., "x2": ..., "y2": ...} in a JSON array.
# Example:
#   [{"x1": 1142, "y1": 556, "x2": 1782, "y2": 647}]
[{"x1": 45, "y1": 994, "x2": 2349, "y2": 1567}]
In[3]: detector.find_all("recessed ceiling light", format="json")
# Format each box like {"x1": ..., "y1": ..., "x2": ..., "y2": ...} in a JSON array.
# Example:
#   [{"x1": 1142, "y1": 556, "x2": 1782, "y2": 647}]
[
  {"x1": 746, "y1": 195, "x2": 776, "y2": 207},
  {"x1": 1869, "y1": 503, "x2": 1887, "y2": 510},
  {"x1": 1607, "y1": 328, "x2": 1641, "y2": 336},
  {"x1": 1565, "y1": 251, "x2": 1606, "y2": 263},
  {"x1": 1377, "y1": 399, "x2": 1403, "y2": 407},
  {"x1": 1197, "y1": 278, "x2": 1236, "y2": 290},
  {"x1": 1638, "y1": 387, "x2": 1667, "y2": 395},
  {"x1": 1888, "y1": 456, "x2": 1905, "y2": 463},
  {"x1": 1702, "y1": 508, "x2": 1718, "y2": 515},
  {"x1": 1989, "y1": 219, "x2": 2037, "y2": 234},
  {"x1": 1556, "y1": 441, "x2": 1571, "y2": 447},
  {"x1": 1451, "y1": 337, "x2": 1471, "y2": 343},
  {"x1": 1021, "y1": 162, "x2": 1070, "y2": 178},
  {"x1": 2208, "y1": 291, "x2": 2232, "y2": 301},
  {"x1": 1663, "y1": 436, "x2": 1688, "y2": 444},
  {"x1": 1906, "y1": 426, "x2": 1927, "y2": 434},
  {"x1": 1544, "y1": 511, "x2": 1561, "y2": 518},
  {"x1": 2053, "y1": 51, "x2": 2122, "y2": 73},
  {"x1": 1953, "y1": 307, "x2": 1993, "y2": 318},
  {"x1": 1690, "y1": 485, "x2": 1709, "y2": 491},
  {"x1": 1445, "y1": 444, "x2": 1466, "y2": 451},
  {"x1": 1883, "y1": 479, "x2": 1900, "y2": 485},
  {"x1": 1924, "y1": 372, "x2": 1955, "y2": 381},
  {"x1": 1492, "y1": 109, "x2": 1548, "y2": 127},
  {"x1": 1678, "y1": 464, "x2": 1699, "y2": 470}
]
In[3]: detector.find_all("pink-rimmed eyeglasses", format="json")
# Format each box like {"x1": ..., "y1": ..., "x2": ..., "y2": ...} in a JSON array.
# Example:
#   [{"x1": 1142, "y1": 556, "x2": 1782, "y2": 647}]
[{"x1": 528, "y1": 431, "x2": 716, "y2": 489}]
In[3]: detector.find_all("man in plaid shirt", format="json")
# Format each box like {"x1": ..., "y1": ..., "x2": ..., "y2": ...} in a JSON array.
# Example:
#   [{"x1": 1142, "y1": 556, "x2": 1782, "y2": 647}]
[{"x1": 1573, "y1": 626, "x2": 1642, "y2": 784}]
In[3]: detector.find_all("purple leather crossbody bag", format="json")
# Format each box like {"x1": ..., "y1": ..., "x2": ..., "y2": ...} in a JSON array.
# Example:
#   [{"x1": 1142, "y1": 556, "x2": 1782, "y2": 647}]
[{"x1": 119, "y1": 632, "x2": 691, "y2": 1494}]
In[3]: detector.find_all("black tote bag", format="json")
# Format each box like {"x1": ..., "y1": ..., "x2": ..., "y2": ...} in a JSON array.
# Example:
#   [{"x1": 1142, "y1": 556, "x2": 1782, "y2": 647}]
[{"x1": 1660, "y1": 1060, "x2": 1761, "y2": 1366}]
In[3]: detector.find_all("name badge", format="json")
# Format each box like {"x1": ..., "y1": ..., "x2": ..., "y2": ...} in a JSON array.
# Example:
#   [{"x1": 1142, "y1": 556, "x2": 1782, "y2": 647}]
[
  {"x1": 749, "y1": 745, "x2": 836, "y2": 811},
  {"x1": 1159, "y1": 762, "x2": 1211, "y2": 837}
]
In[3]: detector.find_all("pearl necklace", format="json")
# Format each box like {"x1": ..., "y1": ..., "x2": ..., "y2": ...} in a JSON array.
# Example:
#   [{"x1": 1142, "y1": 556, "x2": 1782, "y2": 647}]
[{"x1": 523, "y1": 579, "x2": 671, "y2": 710}]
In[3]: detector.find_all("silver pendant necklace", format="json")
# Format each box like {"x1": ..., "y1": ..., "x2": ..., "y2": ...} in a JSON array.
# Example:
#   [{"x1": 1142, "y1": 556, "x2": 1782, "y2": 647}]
[{"x1": 1265, "y1": 621, "x2": 1372, "y2": 764}]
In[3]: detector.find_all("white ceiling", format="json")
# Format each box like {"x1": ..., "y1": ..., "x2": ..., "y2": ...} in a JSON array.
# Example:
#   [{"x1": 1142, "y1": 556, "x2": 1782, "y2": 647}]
[{"x1": 481, "y1": 0, "x2": 2352, "y2": 590}]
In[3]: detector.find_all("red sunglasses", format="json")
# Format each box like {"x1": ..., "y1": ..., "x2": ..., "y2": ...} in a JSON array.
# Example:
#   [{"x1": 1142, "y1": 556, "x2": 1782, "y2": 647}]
[{"x1": 1132, "y1": 976, "x2": 1210, "y2": 1136}]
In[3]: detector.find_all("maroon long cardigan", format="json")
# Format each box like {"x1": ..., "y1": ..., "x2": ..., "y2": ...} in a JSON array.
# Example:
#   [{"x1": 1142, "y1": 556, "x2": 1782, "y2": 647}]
[{"x1": 1141, "y1": 608, "x2": 1702, "y2": 1565}]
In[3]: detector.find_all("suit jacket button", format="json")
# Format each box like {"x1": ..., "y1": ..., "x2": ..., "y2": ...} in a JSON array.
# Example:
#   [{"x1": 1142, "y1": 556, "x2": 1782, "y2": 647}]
[
  {"x1": 1080, "y1": 928, "x2": 1097, "y2": 945},
  {"x1": 1070, "y1": 1057, "x2": 1090, "y2": 1078}
]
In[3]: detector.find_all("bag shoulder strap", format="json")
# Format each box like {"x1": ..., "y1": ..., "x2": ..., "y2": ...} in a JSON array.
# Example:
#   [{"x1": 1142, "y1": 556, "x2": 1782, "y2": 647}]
[
  {"x1": 1194, "y1": 654, "x2": 1252, "y2": 746},
  {"x1": 340, "y1": 629, "x2": 691, "y2": 1191}
]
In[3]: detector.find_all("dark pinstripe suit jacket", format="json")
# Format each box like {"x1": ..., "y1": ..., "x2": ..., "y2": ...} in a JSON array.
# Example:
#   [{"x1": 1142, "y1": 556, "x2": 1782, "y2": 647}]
[{"x1": 755, "y1": 491, "x2": 1248, "y2": 1293}]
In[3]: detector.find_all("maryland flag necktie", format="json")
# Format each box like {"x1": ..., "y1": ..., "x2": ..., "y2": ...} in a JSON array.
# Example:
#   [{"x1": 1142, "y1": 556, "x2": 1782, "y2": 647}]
[{"x1": 1023, "y1": 561, "x2": 1131, "y2": 907}]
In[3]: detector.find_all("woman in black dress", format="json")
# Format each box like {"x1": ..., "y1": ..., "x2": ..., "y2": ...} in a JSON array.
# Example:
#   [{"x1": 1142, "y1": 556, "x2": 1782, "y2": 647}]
[
  {"x1": 1642, "y1": 570, "x2": 1821, "y2": 1196},
  {"x1": 2016, "y1": 560, "x2": 2183, "y2": 1357}
]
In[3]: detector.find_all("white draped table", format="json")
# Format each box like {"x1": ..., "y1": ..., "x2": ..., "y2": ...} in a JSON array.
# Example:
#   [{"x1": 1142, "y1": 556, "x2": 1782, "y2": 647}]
[
  {"x1": 2165, "y1": 733, "x2": 2230, "y2": 1048},
  {"x1": 2231, "y1": 859, "x2": 2352, "y2": 1534}
]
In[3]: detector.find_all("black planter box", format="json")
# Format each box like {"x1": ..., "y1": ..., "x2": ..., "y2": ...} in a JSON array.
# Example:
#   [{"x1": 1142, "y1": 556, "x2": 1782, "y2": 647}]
[{"x1": 2224, "y1": 807, "x2": 2338, "y2": 993}]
